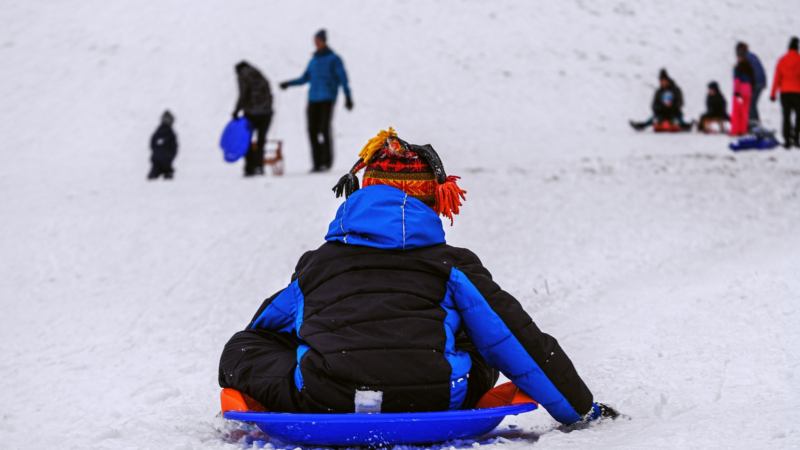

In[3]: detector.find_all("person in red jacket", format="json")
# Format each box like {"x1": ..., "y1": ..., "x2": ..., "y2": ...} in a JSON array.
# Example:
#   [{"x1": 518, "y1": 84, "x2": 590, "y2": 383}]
[{"x1": 771, "y1": 37, "x2": 800, "y2": 149}]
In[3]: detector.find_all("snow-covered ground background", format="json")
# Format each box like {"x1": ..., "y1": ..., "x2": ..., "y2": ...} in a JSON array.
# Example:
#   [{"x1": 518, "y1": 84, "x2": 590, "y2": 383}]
[{"x1": 1, "y1": 1, "x2": 799, "y2": 449}]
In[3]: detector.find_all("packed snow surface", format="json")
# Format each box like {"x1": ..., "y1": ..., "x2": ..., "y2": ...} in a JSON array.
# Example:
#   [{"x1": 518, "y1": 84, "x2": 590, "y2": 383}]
[{"x1": 1, "y1": 1, "x2": 799, "y2": 449}]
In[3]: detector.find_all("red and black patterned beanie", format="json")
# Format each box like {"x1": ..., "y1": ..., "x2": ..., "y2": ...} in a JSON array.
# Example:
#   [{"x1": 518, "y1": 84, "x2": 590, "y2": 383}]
[{"x1": 332, "y1": 128, "x2": 466, "y2": 224}]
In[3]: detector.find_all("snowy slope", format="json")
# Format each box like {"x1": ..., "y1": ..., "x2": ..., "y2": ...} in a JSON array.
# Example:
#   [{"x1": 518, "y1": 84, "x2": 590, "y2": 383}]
[{"x1": 1, "y1": 1, "x2": 799, "y2": 449}]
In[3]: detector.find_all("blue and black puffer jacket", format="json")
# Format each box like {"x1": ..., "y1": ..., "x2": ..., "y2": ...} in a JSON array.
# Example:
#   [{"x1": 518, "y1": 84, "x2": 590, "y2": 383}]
[
  {"x1": 284, "y1": 47, "x2": 351, "y2": 103},
  {"x1": 242, "y1": 185, "x2": 594, "y2": 424}
]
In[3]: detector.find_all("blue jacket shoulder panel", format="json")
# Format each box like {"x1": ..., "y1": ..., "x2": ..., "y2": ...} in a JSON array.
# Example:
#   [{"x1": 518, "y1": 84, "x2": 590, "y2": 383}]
[
  {"x1": 325, "y1": 185, "x2": 446, "y2": 250},
  {"x1": 250, "y1": 280, "x2": 305, "y2": 337},
  {"x1": 439, "y1": 289, "x2": 471, "y2": 410},
  {"x1": 446, "y1": 267, "x2": 582, "y2": 424}
]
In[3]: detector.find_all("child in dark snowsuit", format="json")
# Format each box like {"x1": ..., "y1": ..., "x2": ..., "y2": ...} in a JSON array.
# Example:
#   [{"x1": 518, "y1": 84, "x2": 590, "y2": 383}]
[
  {"x1": 219, "y1": 128, "x2": 619, "y2": 425},
  {"x1": 148, "y1": 110, "x2": 177, "y2": 180},
  {"x1": 630, "y1": 69, "x2": 692, "y2": 131},
  {"x1": 697, "y1": 82, "x2": 730, "y2": 133}
]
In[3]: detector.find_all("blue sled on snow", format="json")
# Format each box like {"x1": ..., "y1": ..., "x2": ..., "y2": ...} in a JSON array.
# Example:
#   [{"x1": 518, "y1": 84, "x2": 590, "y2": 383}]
[
  {"x1": 220, "y1": 382, "x2": 538, "y2": 446},
  {"x1": 219, "y1": 117, "x2": 253, "y2": 162},
  {"x1": 729, "y1": 126, "x2": 779, "y2": 152},
  {"x1": 729, "y1": 137, "x2": 778, "y2": 152}
]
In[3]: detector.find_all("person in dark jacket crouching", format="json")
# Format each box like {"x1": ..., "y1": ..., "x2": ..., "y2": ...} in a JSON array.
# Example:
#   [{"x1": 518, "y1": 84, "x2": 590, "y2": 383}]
[
  {"x1": 697, "y1": 82, "x2": 730, "y2": 133},
  {"x1": 148, "y1": 110, "x2": 177, "y2": 180},
  {"x1": 219, "y1": 128, "x2": 618, "y2": 425}
]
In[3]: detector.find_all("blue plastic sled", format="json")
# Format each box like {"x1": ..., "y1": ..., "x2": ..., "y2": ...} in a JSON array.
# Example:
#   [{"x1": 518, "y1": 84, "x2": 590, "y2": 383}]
[
  {"x1": 221, "y1": 383, "x2": 538, "y2": 446},
  {"x1": 224, "y1": 404, "x2": 537, "y2": 446},
  {"x1": 220, "y1": 117, "x2": 253, "y2": 162},
  {"x1": 729, "y1": 136, "x2": 778, "y2": 152}
]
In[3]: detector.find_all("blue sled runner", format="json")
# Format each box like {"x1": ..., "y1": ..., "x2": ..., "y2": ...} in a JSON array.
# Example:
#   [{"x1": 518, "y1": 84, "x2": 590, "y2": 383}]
[{"x1": 220, "y1": 382, "x2": 538, "y2": 446}]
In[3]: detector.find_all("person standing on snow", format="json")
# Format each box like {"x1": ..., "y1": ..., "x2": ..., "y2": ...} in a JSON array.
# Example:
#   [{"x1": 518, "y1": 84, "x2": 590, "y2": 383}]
[
  {"x1": 233, "y1": 61, "x2": 273, "y2": 177},
  {"x1": 148, "y1": 110, "x2": 178, "y2": 180},
  {"x1": 219, "y1": 128, "x2": 620, "y2": 425},
  {"x1": 280, "y1": 29, "x2": 353, "y2": 173},
  {"x1": 730, "y1": 48, "x2": 756, "y2": 136},
  {"x1": 770, "y1": 37, "x2": 800, "y2": 149},
  {"x1": 735, "y1": 42, "x2": 767, "y2": 127},
  {"x1": 630, "y1": 69, "x2": 691, "y2": 131}
]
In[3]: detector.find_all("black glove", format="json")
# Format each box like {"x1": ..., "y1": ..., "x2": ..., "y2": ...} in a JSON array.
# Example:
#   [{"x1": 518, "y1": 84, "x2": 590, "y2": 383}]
[
  {"x1": 279, "y1": 81, "x2": 290, "y2": 90},
  {"x1": 595, "y1": 403, "x2": 620, "y2": 419},
  {"x1": 771, "y1": 96, "x2": 777, "y2": 102},
  {"x1": 345, "y1": 97, "x2": 354, "y2": 111}
]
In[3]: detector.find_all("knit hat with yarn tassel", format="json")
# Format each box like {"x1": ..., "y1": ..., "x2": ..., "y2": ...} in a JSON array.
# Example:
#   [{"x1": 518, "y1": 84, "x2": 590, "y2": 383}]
[{"x1": 332, "y1": 127, "x2": 466, "y2": 225}]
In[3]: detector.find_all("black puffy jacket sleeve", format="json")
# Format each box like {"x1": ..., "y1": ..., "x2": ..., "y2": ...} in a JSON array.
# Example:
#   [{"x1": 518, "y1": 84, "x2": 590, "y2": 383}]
[{"x1": 452, "y1": 248, "x2": 593, "y2": 424}]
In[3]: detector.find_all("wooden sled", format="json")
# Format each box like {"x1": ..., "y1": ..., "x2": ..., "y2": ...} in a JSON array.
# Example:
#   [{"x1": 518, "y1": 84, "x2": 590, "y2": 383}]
[
  {"x1": 699, "y1": 117, "x2": 728, "y2": 134},
  {"x1": 261, "y1": 140, "x2": 284, "y2": 176}
]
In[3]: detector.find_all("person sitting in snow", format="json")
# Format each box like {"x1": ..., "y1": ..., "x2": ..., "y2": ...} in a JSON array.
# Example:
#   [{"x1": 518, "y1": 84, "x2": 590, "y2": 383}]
[
  {"x1": 630, "y1": 69, "x2": 692, "y2": 131},
  {"x1": 697, "y1": 81, "x2": 730, "y2": 133},
  {"x1": 148, "y1": 110, "x2": 177, "y2": 180},
  {"x1": 218, "y1": 128, "x2": 619, "y2": 425}
]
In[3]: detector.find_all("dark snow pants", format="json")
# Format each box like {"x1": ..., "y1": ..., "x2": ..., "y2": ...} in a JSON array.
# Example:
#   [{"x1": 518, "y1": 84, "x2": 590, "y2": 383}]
[
  {"x1": 244, "y1": 112, "x2": 272, "y2": 176},
  {"x1": 781, "y1": 93, "x2": 800, "y2": 145},
  {"x1": 749, "y1": 85, "x2": 764, "y2": 122},
  {"x1": 219, "y1": 329, "x2": 499, "y2": 413},
  {"x1": 306, "y1": 101, "x2": 334, "y2": 170},
  {"x1": 642, "y1": 111, "x2": 688, "y2": 127},
  {"x1": 147, "y1": 159, "x2": 174, "y2": 179}
]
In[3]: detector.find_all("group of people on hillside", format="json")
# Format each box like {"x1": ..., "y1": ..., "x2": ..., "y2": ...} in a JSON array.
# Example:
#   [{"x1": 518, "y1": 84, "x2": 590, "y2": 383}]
[
  {"x1": 233, "y1": 29, "x2": 352, "y2": 177},
  {"x1": 146, "y1": 29, "x2": 352, "y2": 180},
  {"x1": 629, "y1": 37, "x2": 800, "y2": 149},
  {"x1": 147, "y1": 35, "x2": 800, "y2": 181}
]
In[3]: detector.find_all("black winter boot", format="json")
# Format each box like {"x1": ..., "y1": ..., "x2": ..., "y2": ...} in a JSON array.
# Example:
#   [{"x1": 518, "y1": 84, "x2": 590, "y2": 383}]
[{"x1": 629, "y1": 121, "x2": 646, "y2": 131}]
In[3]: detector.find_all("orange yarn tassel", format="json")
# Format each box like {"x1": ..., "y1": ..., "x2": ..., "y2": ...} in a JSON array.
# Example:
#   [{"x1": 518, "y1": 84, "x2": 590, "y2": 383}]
[
  {"x1": 434, "y1": 176, "x2": 467, "y2": 225},
  {"x1": 358, "y1": 127, "x2": 397, "y2": 163}
]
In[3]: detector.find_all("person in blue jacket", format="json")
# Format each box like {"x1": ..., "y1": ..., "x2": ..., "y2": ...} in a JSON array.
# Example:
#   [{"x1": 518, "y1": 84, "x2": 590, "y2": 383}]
[
  {"x1": 219, "y1": 129, "x2": 620, "y2": 425},
  {"x1": 280, "y1": 30, "x2": 353, "y2": 172},
  {"x1": 737, "y1": 42, "x2": 767, "y2": 126}
]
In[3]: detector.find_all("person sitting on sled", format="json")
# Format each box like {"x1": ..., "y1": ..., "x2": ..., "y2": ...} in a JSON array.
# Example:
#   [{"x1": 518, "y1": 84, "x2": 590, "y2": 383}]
[
  {"x1": 697, "y1": 81, "x2": 730, "y2": 133},
  {"x1": 630, "y1": 69, "x2": 692, "y2": 131},
  {"x1": 219, "y1": 128, "x2": 619, "y2": 425}
]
